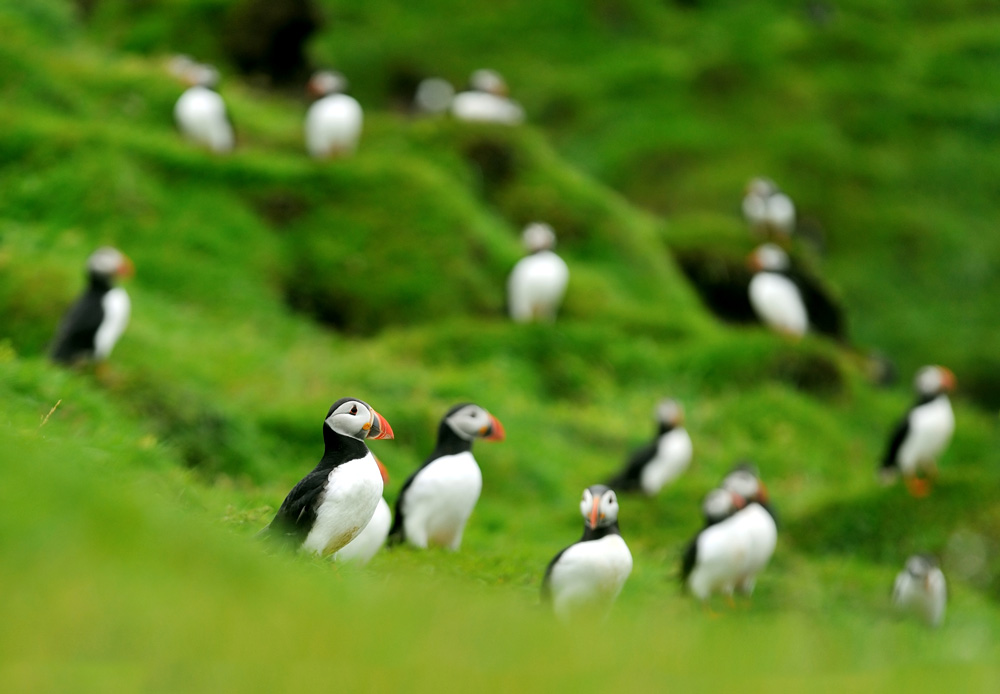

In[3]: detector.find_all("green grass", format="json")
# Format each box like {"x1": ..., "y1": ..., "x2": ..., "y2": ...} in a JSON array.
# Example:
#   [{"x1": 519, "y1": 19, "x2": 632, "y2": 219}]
[{"x1": 2, "y1": 1, "x2": 1000, "y2": 689}]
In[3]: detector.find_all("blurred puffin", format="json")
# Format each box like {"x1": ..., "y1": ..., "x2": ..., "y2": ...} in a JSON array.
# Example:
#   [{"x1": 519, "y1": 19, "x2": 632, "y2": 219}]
[
  {"x1": 892, "y1": 554, "x2": 947, "y2": 627},
  {"x1": 261, "y1": 398, "x2": 393, "y2": 556},
  {"x1": 682, "y1": 468, "x2": 777, "y2": 602},
  {"x1": 451, "y1": 69, "x2": 524, "y2": 125},
  {"x1": 174, "y1": 63, "x2": 234, "y2": 153},
  {"x1": 334, "y1": 457, "x2": 392, "y2": 564},
  {"x1": 414, "y1": 77, "x2": 455, "y2": 115},
  {"x1": 304, "y1": 70, "x2": 363, "y2": 158},
  {"x1": 742, "y1": 177, "x2": 796, "y2": 241},
  {"x1": 541, "y1": 485, "x2": 633, "y2": 621},
  {"x1": 748, "y1": 243, "x2": 808, "y2": 338},
  {"x1": 50, "y1": 247, "x2": 134, "y2": 366},
  {"x1": 606, "y1": 399, "x2": 693, "y2": 495},
  {"x1": 507, "y1": 222, "x2": 570, "y2": 323},
  {"x1": 388, "y1": 403, "x2": 505, "y2": 550},
  {"x1": 880, "y1": 366, "x2": 956, "y2": 497}
]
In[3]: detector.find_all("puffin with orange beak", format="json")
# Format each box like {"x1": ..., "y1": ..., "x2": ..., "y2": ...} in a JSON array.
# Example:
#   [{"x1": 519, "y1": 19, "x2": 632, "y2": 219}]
[
  {"x1": 541, "y1": 485, "x2": 633, "y2": 622},
  {"x1": 335, "y1": 457, "x2": 393, "y2": 564},
  {"x1": 388, "y1": 403, "x2": 504, "y2": 551},
  {"x1": 50, "y1": 247, "x2": 134, "y2": 366},
  {"x1": 262, "y1": 398, "x2": 394, "y2": 556},
  {"x1": 880, "y1": 366, "x2": 956, "y2": 497},
  {"x1": 892, "y1": 554, "x2": 947, "y2": 627}
]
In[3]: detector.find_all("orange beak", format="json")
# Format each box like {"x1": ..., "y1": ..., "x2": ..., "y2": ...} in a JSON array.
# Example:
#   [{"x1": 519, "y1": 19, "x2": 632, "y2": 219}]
[
  {"x1": 482, "y1": 414, "x2": 505, "y2": 441},
  {"x1": 375, "y1": 458, "x2": 389, "y2": 485},
  {"x1": 746, "y1": 252, "x2": 762, "y2": 271},
  {"x1": 116, "y1": 255, "x2": 135, "y2": 279},
  {"x1": 588, "y1": 496, "x2": 601, "y2": 529},
  {"x1": 368, "y1": 410, "x2": 394, "y2": 440},
  {"x1": 757, "y1": 482, "x2": 770, "y2": 505},
  {"x1": 730, "y1": 492, "x2": 747, "y2": 510},
  {"x1": 941, "y1": 367, "x2": 957, "y2": 391}
]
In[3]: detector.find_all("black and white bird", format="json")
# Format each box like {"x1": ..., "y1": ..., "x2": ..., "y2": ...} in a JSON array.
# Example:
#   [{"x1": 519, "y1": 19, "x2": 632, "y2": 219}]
[
  {"x1": 507, "y1": 222, "x2": 570, "y2": 323},
  {"x1": 541, "y1": 485, "x2": 633, "y2": 621},
  {"x1": 262, "y1": 398, "x2": 394, "y2": 556},
  {"x1": 606, "y1": 399, "x2": 693, "y2": 496},
  {"x1": 682, "y1": 468, "x2": 777, "y2": 602},
  {"x1": 451, "y1": 69, "x2": 524, "y2": 125},
  {"x1": 893, "y1": 554, "x2": 947, "y2": 627},
  {"x1": 388, "y1": 403, "x2": 505, "y2": 550},
  {"x1": 742, "y1": 177, "x2": 796, "y2": 240},
  {"x1": 304, "y1": 70, "x2": 363, "y2": 158},
  {"x1": 880, "y1": 365, "x2": 956, "y2": 497},
  {"x1": 334, "y1": 457, "x2": 392, "y2": 564},
  {"x1": 174, "y1": 63, "x2": 234, "y2": 153},
  {"x1": 748, "y1": 243, "x2": 808, "y2": 338},
  {"x1": 50, "y1": 247, "x2": 133, "y2": 365}
]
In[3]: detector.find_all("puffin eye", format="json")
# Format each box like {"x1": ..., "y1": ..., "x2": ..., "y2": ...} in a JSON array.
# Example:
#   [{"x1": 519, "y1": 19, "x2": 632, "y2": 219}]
[{"x1": 350, "y1": 405, "x2": 358, "y2": 415}]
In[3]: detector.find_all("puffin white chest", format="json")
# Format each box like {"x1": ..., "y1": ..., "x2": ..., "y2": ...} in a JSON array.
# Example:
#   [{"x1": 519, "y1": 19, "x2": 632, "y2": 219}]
[
  {"x1": 302, "y1": 453, "x2": 383, "y2": 556},
  {"x1": 893, "y1": 569, "x2": 947, "y2": 627},
  {"x1": 898, "y1": 396, "x2": 955, "y2": 474},
  {"x1": 403, "y1": 451, "x2": 482, "y2": 549},
  {"x1": 305, "y1": 94, "x2": 363, "y2": 157},
  {"x1": 451, "y1": 92, "x2": 524, "y2": 124},
  {"x1": 507, "y1": 251, "x2": 570, "y2": 322},
  {"x1": 334, "y1": 496, "x2": 391, "y2": 564},
  {"x1": 749, "y1": 272, "x2": 808, "y2": 336},
  {"x1": 689, "y1": 504, "x2": 777, "y2": 599},
  {"x1": 550, "y1": 535, "x2": 633, "y2": 620},
  {"x1": 639, "y1": 428, "x2": 693, "y2": 495},
  {"x1": 94, "y1": 287, "x2": 131, "y2": 359},
  {"x1": 174, "y1": 86, "x2": 233, "y2": 153}
]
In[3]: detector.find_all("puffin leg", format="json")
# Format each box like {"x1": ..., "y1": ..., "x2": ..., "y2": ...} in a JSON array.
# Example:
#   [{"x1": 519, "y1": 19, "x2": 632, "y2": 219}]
[{"x1": 905, "y1": 476, "x2": 931, "y2": 498}]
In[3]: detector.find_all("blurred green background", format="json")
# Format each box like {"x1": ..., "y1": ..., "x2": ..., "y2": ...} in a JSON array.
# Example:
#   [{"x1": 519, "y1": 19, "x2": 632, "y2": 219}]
[{"x1": 1, "y1": 0, "x2": 999, "y2": 690}]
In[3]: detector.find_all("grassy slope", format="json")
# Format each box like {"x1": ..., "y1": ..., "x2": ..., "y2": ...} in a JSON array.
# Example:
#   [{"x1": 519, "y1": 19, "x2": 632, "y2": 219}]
[{"x1": 2, "y1": 1, "x2": 1000, "y2": 689}]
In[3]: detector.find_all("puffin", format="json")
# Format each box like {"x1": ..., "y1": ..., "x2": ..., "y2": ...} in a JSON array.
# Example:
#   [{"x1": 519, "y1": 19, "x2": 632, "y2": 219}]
[
  {"x1": 414, "y1": 77, "x2": 455, "y2": 115},
  {"x1": 50, "y1": 247, "x2": 134, "y2": 365},
  {"x1": 450, "y1": 69, "x2": 525, "y2": 125},
  {"x1": 261, "y1": 398, "x2": 394, "y2": 556},
  {"x1": 174, "y1": 64, "x2": 234, "y2": 153},
  {"x1": 742, "y1": 177, "x2": 796, "y2": 240},
  {"x1": 541, "y1": 485, "x2": 633, "y2": 622},
  {"x1": 606, "y1": 399, "x2": 693, "y2": 496},
  {"x1": 304, "y1": 70, "x2": 364, "y2": 158},
  {"x1": 880, "y1": 365, "x2": 956, "y2": 497},
  {"x1": 333, "y1": 457, "x2": 392, "y2": 564},
  {"x1": 507, "y1": 222, "x2": 570, "y2": 323},
  {"x1": 747, "y1": 243, "x2": 808, "y2": 338},
  {"x1": 682, "y1": 468, "x2": 777, "y2": 602},
  {"x1": 892, "y1": 554, "x2": 947, "y2": 627},
  {"x1": 388, "y1": 403, "x2": 505, "y2": 550}
]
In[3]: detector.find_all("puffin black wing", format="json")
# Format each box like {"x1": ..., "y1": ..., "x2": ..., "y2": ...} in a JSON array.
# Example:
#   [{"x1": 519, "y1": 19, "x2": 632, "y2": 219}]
[
  {"x1": 387, "y1": 467, "x2": 421, "y2": 546},
  {"x1": 787, "y1": 266, "x2": 845, "y2": 341},
  {"x1": 881, "y1": 414, "x2": 912, "y2": 472},
  {"x1": 541, "y1": 545, "x2": 572, "y2": 603},
  {"x1": 264, "y1": 469, "x2": 329, "y2": 547},
  {"x1": 606, "y1": 440, "x2": 658, "y2": 492},
  {"x1": 50, "y1": 291, "x2": 104, "y2": 363}
]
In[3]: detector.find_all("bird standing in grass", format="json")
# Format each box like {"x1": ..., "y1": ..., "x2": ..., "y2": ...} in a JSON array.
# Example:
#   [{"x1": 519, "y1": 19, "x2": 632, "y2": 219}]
[
  {"x1": 334, "y1": 457, "x2": 392, "y2": 564},
  {"x1": 50, "y1": 247, "x2": 133, "y2": 367},
  {"x1": 893, "y1": 554, "x2": 947, "y2": 627},
  {"x1": 742, "y1": 177, "x2": 796, "y2": 241},
  {"x1": 507, "y1": 222, "x2": 570, "y2": 323},
  {"x1": 262, "y1": 398, "x2": 393, "y2": 556},
  {"x1": 880, "y1": 365, "x2": 956, "y2": 497},
  {"x1": 388, "y1": 403, "x2": 504, "y2": 550},
  {"x1": 747, "y1": 243, "x2": 809, "y2": 338},
  {"x1": 174, "y1": 64, "x2": 234, "y2": 153},
  {"x1": 606, "y1": 399, "x2": 693, "y2": 496},
  {"x1": 304, "y1": 70, "x2": 363, "y2": 158},
  {"x1": 542, "y1": 485, "x2": 632, "y2": 622},
  {"x1": 451, "y1": 69, "x2": 524, "y2": 125}
]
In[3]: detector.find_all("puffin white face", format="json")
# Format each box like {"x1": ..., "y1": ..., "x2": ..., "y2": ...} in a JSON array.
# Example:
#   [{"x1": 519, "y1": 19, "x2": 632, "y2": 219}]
[
  {"x1": 702, "y1": 488, "x2": 744, "y2": 523},
  {"x1": 721, "y1": 466, "x2": 768, "y2": 504},
  {"x1": 655, "y1": 399, "x2": 684, "y2": 427},
  {"x1": 746, "y1": 177, "x2": 777, "y2": 197},
  {"x1": 309, "y1": 70, "x2": 347, "y2": 97},
  {"x1": 580, "y1": 485, "x2": 619, "y2": 529},
  {"x1": 905, "y1": 555, "x2": 936, "y2": 579},
  {"x1": 521, "y1": 222, "x2": 557, "y2": 252},
  {"x1": 749, "y1": 243, "x2": 790, "y2": 272},
  {"x1": 325, "y1": 398, "x2": 394, "y2": 441},
  {"x1": 188, "y1": 63, "x2": 219, "y2": 88},
  {"x1": 443, "y1": 404, "x2": 506, "y2": 441},
  {"x1": 915, "y1": 366, "x2": 956, "y2": 397},
  {"x1": 470, "y1": 68, "x2": 508, "y2": 96},
  {"x1": 87, "y1": 247, "x2": 134, "y2": 281}
]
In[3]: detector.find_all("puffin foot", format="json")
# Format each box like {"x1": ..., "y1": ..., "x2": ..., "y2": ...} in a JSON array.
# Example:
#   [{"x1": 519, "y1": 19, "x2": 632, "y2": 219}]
[{"x1": 905, "y1": 477, "x2": 932, "y2": 498}]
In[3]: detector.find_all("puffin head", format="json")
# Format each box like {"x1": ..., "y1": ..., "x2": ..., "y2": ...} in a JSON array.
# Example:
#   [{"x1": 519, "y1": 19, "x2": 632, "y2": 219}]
[
  {"x1": 87, "y1": 247, "x2": 134, "y2": 283},
  {"x1": 914, "y1": 365, "x2": 956, "y2": 397},
  {"x1": 184, "y1": 63, "x2": 220, "y2": 89},
  {"x1": 308, "y1": 70, "x2": 348, "y2": 98},
  {"x1": 325, "y1": 397, "x2": 394, "y2": 441},
  {"x1": 655, "y1": 398, "x2": 685, "y2": 428},
  {"x1": 470, "y1": 68, "x2": 509, "y2": 97},
  {"x1": 581, "y1": 485, "x2": 619, "y2": 530},
  {"x1": 443, "y1": 403, "x2": 505, "y2": 442},
  {"x1": 521, "y1": 222, "x2": 557, "y2": 253},
  {"x1": 745, "y1": 177, "x2": 778, "y2": 198},
  {"x1": 747, "y1": 243, "x2": 790, "y2": 272},
  {"x1": 701, "y1": 487, "x2": 745, "y2": 524},
  {"x1": 721, "y1": 463, "x2": 769, "y2": 505}
]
